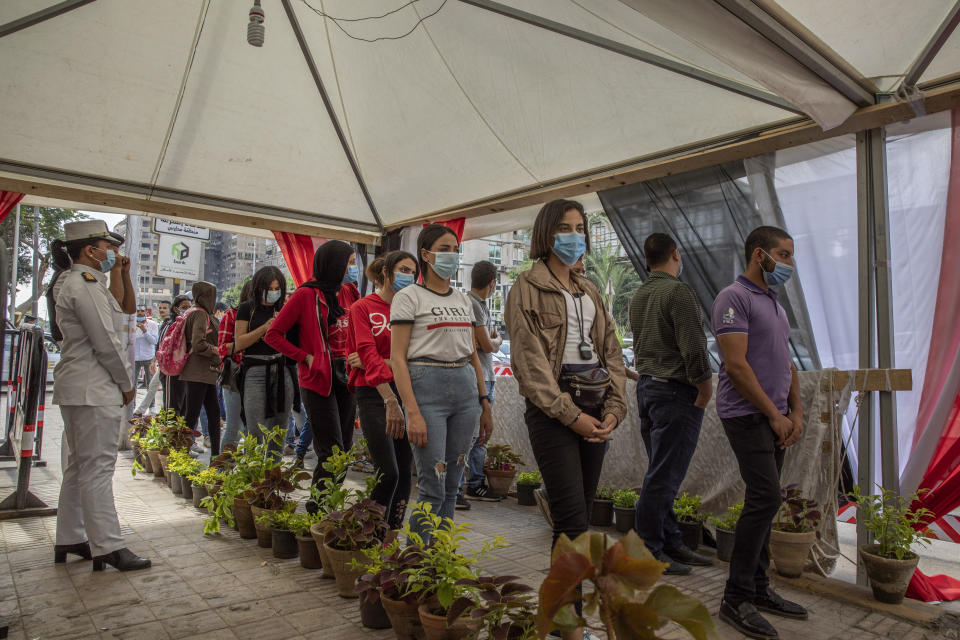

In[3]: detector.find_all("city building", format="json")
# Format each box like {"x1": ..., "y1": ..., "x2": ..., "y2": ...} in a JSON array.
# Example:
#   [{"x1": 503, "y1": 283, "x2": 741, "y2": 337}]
[{"x1": 458, "y1": 230, "x2": 529, "y2": 326}]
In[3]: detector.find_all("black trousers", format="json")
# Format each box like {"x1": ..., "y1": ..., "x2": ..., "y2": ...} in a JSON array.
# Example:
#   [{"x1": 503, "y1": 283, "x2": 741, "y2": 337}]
[
  {"x1": 301, "y1": 387, "x2": 343, "y2": 487},
  {"x1": 356, "y1": 384, "x2": 413, "y2": 530},
  {"x1": 332, "y1": 359, "x2": 356, "y2": 451},
  {"x1": 720, "y1": 413, "x2": 785, "y2": 606},
  {"x1": 184, "y1": 381, "x2": 221, "y2": 456},
  {"x1": 162, "y1": 374, "x2": 186, "y2": 416},
  {"x1": 525, "y1": 400, "x2": 606, "y2": 548}
]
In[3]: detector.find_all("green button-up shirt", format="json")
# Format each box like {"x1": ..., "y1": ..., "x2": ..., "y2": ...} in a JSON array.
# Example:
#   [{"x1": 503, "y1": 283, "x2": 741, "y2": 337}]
[{"x1": 628, "y1": 270, "x2": 711, "y2": 386}]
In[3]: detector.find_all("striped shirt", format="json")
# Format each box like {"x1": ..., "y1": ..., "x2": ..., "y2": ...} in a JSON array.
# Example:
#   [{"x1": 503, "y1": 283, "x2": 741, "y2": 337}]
[{"x1": 628, "y1": 271, "x2": 711, "y2": 386}]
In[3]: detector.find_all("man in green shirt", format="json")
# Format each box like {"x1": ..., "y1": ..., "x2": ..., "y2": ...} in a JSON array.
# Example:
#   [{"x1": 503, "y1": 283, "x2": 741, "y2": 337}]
[{"x1": 629, "y1": 233, "x2": 713, "y2": 574}]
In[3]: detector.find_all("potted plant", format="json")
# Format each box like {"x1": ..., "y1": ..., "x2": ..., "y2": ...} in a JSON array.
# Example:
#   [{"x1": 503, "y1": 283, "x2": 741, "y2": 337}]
[
  {"x1": 188, "y1": 467, "x2": 220, "y2": 509},
  {"x1": 612, "y1": 489, "x2": 638, "y2": 534},
  {"x1": 536, "y1": 530, "x2": 717, "y2": 639},
  {"x1": 128, "y1": 417, "x2": 151, "y2": 475},
  {"x1": 323, "y1": 497, "x2": 389, "y2": 598},
  {"x1": 591, "y1": 485, "x2": 616, "y2": 527},
  {"x1": 849, "y1": 486, "x2": 934, "y2": 604},
  {"x1": 769, "y1": 484, "x2": 821, "y2": 578},
  {"x1": 170, "y1": 454, "x2": 204, "y2": 501},
  {"x1": 446, "y1": 575, "x2": 537, "y2": 640},
  {"x1": 673, "y1": 492, "x2": 706, "y2": 551},
  {"x1": 484, "y1": 444, "x2": 523, "y2": 496},
  {"x1": 401, "y1": 504, "x2": 506, "y2": 640},
  {"x1": 139, "y1": 418, "x2": 168, "y2": 478},
  {"x1": 286, "y1": 512, "x2": 323, "y2": 570},
  {"x1": 255, "y1": 503, "x2": 300, "y2": 559},
  {"x1": 245, "y1": 464, "x2": 310, "y2": 547},
  {"x1": 709, "y1": 500, "x2": 743, "y2": 563},
  {"x1": 355, "y1": 531, "x2": 424, "y2": 633},
  {"x1": 515, "y1": 471, "x2": 542, "y2": 506},
  {"x1": 310, "y1": 443, "x2": 366, "y2": 579},
  {"x1": 166, "y1": 449, "x2": 195, "y2": 496}
]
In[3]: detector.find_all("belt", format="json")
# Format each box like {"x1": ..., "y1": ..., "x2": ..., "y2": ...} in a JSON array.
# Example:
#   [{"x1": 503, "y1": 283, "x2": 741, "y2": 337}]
[{"x1": 407, "y1": 357, "x2": 469, "y2": 368}]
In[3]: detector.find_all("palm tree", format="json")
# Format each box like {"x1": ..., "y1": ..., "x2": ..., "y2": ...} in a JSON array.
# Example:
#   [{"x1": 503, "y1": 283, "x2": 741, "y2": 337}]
[{"x1": 584, "y1": 242, "x2": 640, "y2": 331}]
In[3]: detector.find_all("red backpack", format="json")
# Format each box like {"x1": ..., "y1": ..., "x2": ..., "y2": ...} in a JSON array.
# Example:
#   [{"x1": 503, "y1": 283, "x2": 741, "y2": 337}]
[{"x1": 156, "y1": 308, "x2": 209, "y2": 376}]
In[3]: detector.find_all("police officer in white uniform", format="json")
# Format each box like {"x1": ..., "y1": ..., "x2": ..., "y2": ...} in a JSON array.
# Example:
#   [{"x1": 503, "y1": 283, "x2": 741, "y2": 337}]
[{"x1": 51, "y1": 220, "x2": 151, "y2": 572}]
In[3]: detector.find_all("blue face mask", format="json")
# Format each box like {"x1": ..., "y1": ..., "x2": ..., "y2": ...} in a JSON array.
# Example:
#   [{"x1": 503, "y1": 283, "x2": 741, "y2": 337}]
[
  {"x1": 761, "y1": 250, "x2": 794, "y2": 286},
  {"x1": 264, "y1": 290, "x2": 281, "y2": 304},
  {"x1": 426, "y1": 251, "x2": 460, "y2": 280},
  {"x1": 136, "y1": 316, "x2": 145, "y2": 323},
  {"x1": 343, "y1": 264, "x2": 358, "y2": 284},
  {"x1": 552, "y1": 232, "x2": 586, "y2": 266},
  {"x1": 392, "y1": 271, "x2": 415, "y2": 292},
  {"x1": 94, "y1": 246, "x2": 116, "y2": 273}
]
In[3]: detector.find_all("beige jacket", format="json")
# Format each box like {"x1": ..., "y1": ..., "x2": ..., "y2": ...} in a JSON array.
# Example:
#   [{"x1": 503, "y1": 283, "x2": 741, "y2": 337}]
[
  {"x1": 180, "y1": 282, "x2": 221, "y2": 385},
  {"x1": 505, "y1": 261, "x2": 627, "y2": 427}
]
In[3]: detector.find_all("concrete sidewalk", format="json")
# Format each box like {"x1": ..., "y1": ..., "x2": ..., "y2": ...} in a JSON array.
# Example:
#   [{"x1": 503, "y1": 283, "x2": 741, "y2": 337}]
[{"x1": 0, "y1": 404, "x2": 957, "y2": 640}]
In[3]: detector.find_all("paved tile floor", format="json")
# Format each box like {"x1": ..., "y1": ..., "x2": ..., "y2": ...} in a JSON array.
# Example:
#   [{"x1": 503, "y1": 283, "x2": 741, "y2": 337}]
[{"x1": 0, "y1": 404, "x2": 957, "y2": 640}]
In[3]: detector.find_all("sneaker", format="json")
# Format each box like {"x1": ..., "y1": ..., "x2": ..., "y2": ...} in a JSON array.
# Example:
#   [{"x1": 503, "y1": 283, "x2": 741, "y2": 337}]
[
  {"x1": 719, "y1": 599, "x2": 779, "y2": 639},
  {"x1": 455, "y1": 495, "x2": 471, "y2": 510},
  {"x1": 190, "y1": 442, "x2": 204, "y2": 454},
  {"x1": 466, "y1": 484, "x2": 503, "y2": 501},
  {"x1": 665, "y1": 544, "x2": 714, "y2": 567},
  {"x1": 534, "y1": 487, "x2": 553, "y2": 529},
  {"x1": 753, "y1": 588, "x2": 808, "y2": 620},
  {"x1": 203, "y1": 436, "x2": 211, "y2": 448},
  {"x1": 294, "y1": 456, "x2": 305, "y2": 469},
  {"x1": 283, "y1": 445, "x2": 296, "y2": 455},
  {"x1": 655, "y1": 551, "x2": 692, "y2": 576}
]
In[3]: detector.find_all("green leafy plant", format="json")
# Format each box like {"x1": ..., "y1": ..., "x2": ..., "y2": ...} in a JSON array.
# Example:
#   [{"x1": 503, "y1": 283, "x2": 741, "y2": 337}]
[
  {"x1": 673, "y1": 492, "x2": 707, "y2": 524},
  {"x1": 309, "y1": 442, "x2": 367, "y2": 517},
  {"x1": 536, "y1": 530, "x2": 718, "y2": 639},
  {"x1": 848, "y1": 486, "x2": 934, "y2": 560},
  {"x1": 285, "y1": 511, "x2": 322, "y2": 537},
  {"x1": 254, "y1": 501, "x2": 298, "y2": 530},
  {"x1": 613, "y1": 489, "x2": 638, "y2": 510},
  {"x1": 402, "y1": 503, "x2": 508, "y2": 611},
  {"x1": 709, "y1": 501, "x2": 744, "y2": 532},
  {"x1": 595, "y1": 485, "x2": 617, "y2": 501},
  {"x1": 355, "y1": 531, "x2": 426, "y2": 604},
  {"x1": 323, "y1": 497, "x2": 388, "y2": 551},
  {"x1": 447, "y1": 575, "x2": 537, "y2": 640},
  {"x1": 201, "y1": 470, "x2": 252, "y2": 535},
  {"x1": 188, "y1": 467, "x2": 222, "y2": 487},
  {"x1": 517, "y1": 471, "x2": 542, "y2": 486},
  {"x1": 774, "y1": 484, "x2": 821, "y2": 533},
  {"x1": 167, "y1": 449, "x2": 204, "y2": 477},
  {"x1": 485, "y1": 444, "x2": 524, "y2": 471},
  {"x1": 244, "y1": 465, "x2": 311, "y2": 510},
  {"x1": 139, "y1": 420, "x2": 168, "y2": 451}
]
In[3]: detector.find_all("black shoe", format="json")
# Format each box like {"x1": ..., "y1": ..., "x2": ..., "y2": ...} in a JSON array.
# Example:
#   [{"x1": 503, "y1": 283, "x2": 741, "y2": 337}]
[
  {"x1": 54, "y1": 542, "x2": 92, "y2": 563},
  {"x1": 466, "y1": 484, "x2": 503, "y2": 501},
  {"x1": 93, "y1": 548, "x2": 151, "y2": 572},
  {"x1": 655, "y1": 551, "x2": 691, "y2": 576},
  {"x1": 665, "y1": 544, "x2": 714, "y2": 567},
  {"x1": 719, "y1": 600, "x2": 779, "y2": 639},
  {"x1": 754, "y1": 588, "x2": 808, "y2": 620},
  {"x1": 294, "y1": 456, "x2": 305, "y2": 469},
  {"x1": 455, "y1": 495, "x2": 471, "y2": 510}
]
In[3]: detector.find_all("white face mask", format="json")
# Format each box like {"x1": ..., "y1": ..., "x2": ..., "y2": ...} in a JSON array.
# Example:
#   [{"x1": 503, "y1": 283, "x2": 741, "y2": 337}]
[{"x1": 264, "y1": 289, "x2": 281, "y2": 304}]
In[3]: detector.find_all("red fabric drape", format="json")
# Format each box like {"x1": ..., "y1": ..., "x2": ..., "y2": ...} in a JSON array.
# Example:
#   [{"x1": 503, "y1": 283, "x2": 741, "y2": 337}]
[
  {"x1": 904, "y1": 108, "x2": 960, "y2": 603},
  {"x1": 423, "y1": 218, "x2": 465, "y2": 242},
  {"x1": 0, "y1": 191, "x2": 24, "y2": 223},
  {"x1": 271, "y1": 231, "x2": 326, "y2": 286}
]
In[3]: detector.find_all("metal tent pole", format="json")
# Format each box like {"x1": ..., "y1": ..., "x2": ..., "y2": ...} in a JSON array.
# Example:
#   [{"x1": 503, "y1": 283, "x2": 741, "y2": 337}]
[
  {"x1": 9, "y1": 204, "x2": 19, "y2": 323},
  {"x1": 31, "y1": 206, "x2": 39, "y2": 317}
]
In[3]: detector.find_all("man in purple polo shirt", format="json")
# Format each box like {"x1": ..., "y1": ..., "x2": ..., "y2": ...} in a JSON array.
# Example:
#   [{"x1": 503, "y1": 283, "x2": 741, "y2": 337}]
[{"x1": 712, "y1": 226, "x2": 806, "y2": 640}]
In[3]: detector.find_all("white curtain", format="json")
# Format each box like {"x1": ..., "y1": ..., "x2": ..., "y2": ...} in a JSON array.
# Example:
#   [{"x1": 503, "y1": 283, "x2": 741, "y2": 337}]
[{"x1": 774, "y1": 127, "x2": 951, "y2": 483}]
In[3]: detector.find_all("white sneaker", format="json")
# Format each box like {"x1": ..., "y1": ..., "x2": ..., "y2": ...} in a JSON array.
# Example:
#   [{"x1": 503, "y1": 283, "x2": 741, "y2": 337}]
[
  {"x1": 191, "y1": 442, "x2": 205, "y2": 454},
  {"x1": 203, "y1": 436, "x2": 211, "y2": 448}
]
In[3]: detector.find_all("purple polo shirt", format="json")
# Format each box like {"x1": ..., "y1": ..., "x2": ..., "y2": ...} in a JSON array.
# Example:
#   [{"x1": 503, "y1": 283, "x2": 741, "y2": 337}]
[{"x1": 712, "y1": 275, "x2": 792, "y2": 419}]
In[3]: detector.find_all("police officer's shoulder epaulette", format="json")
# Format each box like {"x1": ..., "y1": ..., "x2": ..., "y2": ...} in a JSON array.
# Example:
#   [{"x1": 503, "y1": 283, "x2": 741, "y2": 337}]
[{"x1": 81, "y1": 272, "x2": 97, "y2": 282}]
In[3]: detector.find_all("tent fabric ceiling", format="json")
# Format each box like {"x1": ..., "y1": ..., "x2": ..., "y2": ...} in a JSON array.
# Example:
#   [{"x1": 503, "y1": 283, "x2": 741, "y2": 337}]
[{"x1": 1, "y1": 0, "x2": 958, "y2": 241}]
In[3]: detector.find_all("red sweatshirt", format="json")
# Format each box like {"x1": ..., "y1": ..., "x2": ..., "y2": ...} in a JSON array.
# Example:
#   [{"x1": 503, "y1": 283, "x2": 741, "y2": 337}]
[
  {"x1": 347, "y1": 292, "x2": 393, "y2": 390},
  {"x1": 264, "y1": 287, "x2": 332, "y2": 396},
  {"x1": 328, "y1": 283, "x2": 360, "y2": 359}
]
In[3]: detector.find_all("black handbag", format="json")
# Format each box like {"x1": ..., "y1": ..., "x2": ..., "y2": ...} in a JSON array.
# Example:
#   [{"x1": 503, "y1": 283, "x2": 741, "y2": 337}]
[
  {"x1": 559, "y1": 365, "x2": 611, "y2": 409},
  {"x1": 218, "y1": 344, "x2": 241, "y2": 393}
]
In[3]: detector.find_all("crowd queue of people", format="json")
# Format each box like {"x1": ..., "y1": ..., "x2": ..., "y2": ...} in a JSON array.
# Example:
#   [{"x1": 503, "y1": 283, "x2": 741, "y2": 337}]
[{"x1": 47, "y1": 197, "x2": 806, "y2": 639}]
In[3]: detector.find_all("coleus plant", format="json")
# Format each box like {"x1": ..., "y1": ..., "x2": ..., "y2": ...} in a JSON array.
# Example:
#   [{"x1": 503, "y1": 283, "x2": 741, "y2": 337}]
[
  {"x1": 446, "y1": 575, "x2": 537, "y2": 640},
  {"x1": 323, "y1": 497, "x2": 388, "y2": 551},
  {"x1": 155, "y1": 409, "x2": 201, "y2": 451},
  {"x1": 244, "y1": 465, "x2": 311, "y2": 510},
  {"x1": 355, "y1": 530, "x2": 426, "y2": 604},
  {"x1": 535, "y1": 530, "x2": 718, "y2": 640},
  {"x1": 485, "y1": 444, "x2": 524, "y2": 471},
  {"x1": 775, "y1": 484, "x2": 822, "y2": 533}
]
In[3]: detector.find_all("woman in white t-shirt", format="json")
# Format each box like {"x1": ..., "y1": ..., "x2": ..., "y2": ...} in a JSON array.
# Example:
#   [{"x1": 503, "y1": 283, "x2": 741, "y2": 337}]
[{"x1": 390, "y1": 224, "x2": 493, "y2": 539}]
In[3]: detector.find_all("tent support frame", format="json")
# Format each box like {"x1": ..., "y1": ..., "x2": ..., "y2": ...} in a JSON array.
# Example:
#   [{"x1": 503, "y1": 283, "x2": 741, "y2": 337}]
[
  {"x1": 902, "y1": 1, "x2": 960, "y2": 90},
  {"x1": 456, "y1": 0, "x2": 800, "y2": 113},
  {"x1": 0, "y1": 0, "x2": 97, "y2": 39}
]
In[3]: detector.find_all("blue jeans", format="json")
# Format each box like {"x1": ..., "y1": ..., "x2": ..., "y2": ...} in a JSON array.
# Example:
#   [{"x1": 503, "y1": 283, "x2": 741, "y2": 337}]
[
  {"x1": 408, "y1": 362, "x2": 480, "y2": 540},
  {"x1": 294, "y1": 404, "x2": 312, "y2": 457},
  {"x1": 286, "y1": 412, "x2": 298, "y2": 446},
  {"x1": 199, "y1": 407, "x2": 209, "y2": 436},
  {"x1": 634, "y1": 376, "x2": 704, "y2": 555},
  {"x1": 220, "y1": 387, "x2": 244, "y2": 449},
  {"x1": 458, "y1": 380, "x2": 496, "y2": 495}
]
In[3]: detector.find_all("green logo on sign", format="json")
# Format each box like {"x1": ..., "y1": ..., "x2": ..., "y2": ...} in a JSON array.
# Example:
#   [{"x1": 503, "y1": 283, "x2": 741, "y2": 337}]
[{"x1": 171, "y1": 241, "x2": 189, "y2": 261}]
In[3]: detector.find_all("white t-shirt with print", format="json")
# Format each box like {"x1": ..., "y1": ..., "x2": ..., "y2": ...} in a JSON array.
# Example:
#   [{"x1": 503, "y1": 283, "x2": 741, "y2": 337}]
[{"x1": 390, "y1": 284, "x2": 478, "y2": 361}]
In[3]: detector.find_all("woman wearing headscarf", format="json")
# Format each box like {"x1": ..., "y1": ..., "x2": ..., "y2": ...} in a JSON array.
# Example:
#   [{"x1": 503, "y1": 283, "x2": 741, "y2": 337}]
[
  {"x1": 266, "y1": 241, "x2": 355, "y2": 490},
  {"x1": 180, "y1": 281, "x2": 222, "y2": 456}
]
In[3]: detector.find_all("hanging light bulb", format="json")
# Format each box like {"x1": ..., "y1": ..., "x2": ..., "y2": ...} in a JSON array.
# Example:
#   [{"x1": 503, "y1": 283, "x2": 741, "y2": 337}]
[{"x1": 247, "y1": 0, "x2": 265, "y2": 47}]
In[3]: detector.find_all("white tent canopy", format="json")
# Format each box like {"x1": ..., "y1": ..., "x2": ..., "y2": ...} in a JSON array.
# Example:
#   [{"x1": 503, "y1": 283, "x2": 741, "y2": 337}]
[{"x1": 1, "y1": 0, "x2": 959, "y2": 242}]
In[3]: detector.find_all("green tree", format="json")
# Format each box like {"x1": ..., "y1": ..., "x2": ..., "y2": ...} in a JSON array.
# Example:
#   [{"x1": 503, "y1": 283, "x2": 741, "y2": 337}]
[
  {"x1": 0, "y1": 206, "x2": 89, "y2": 314},
  {"x1": 220, "y1": 278, "x2": 251, "y2": 309},
  {"x1": 584, "y1": 243, "x2": 640, "y2": 333}
]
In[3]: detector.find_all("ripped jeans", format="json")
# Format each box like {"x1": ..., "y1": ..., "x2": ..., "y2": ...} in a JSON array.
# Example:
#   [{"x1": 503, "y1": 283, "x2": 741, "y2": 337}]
[{"x1": 407, "y1": 360, "x2": 480, "y2": 540}]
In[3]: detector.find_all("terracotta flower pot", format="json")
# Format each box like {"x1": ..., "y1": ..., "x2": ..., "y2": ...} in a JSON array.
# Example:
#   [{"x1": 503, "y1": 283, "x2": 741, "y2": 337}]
[
  {"x1": 715, "y1": 527, "x2": 735, "y2": 563},
  {"x1": 484, "y1": 468, "x2": 516, "y2": 496},
  {"x1": 419, "y1": 598, "x2": 479, "y2": 640},
  {"x1": 310, "y1": 522, "x2": 335, "y2": 579},
  {"x1": 192, "y1": 483, "x2": 208, "y2": 508},
  {"x1": 157, "y1": 454, "x2": 170, "y2": 483},
  {"x1": 146, "y1": 449, "x2": 163, "y2": 477},
  {"x1": 323, "y1": 543, "x2": 368, "y2": 598},
  {"x1": 359, "y1": 594, "x2": 392, "y2": 629},
  {"x1": 297, "y1": 534, "x2": 322, "y2": 570},
  {"x1": 859, "y1": 544, "x2": 919, "y2": 604},
  {"x1": 381, "y1": 593, "x2": 425, "y2": 640},
  {"x1": 232, "y1": 497, "x2": 257, "y2": 539},
  {"x1": 181, "y1": 479, "x2": 194, "y2": 500},
  {"x1": 678, "y1": 520, "x2": 702, "y2": 551},
  {"x1": 141, "y1": 449, "x2": 155, "y2": 474},
  {"x1": 769, "y1": 528, "x2": 816, "y2": 578},
  {"x1": 169, "y1": 470, "x2": 183, "y2": 495},
  {"x1": 516, "y1": 483, "x2": 540, "y2": 506},
  {"x1": 249, "y1": 505, "x2": 273, "y2": 548},
  {"x1": 590, "y1": 499, "x2": 614, "y2": 527},
  {"x1": 613, "y1": 506, "x2": 635, "y2": 533}
]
